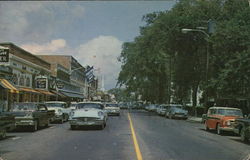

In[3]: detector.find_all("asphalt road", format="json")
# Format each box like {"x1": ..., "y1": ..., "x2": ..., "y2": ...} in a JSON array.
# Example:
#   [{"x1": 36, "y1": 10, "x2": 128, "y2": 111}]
[{"x1": 0, "y1": 110, "x2": 250, "y2": 160}]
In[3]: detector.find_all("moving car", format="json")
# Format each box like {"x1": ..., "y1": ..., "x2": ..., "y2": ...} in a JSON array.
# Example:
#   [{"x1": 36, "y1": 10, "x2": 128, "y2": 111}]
[
  {"x1": 0, "y1": 106, "x2": 15, "y2": 139},
  {"x1": 45, "y1": 101, "x2": 71, "y2": 123},
  {"x1": 105, "y1": 102, "x2": 120, "y2": 116},
  {"x1": 165, "y1": 104, "x2": 188, "y2": 119},
  {"x1": 233, "y1": 114, "x2": 250, "y2": 142},
  {"x1": 156, "y1": 104, "x2": 168, "y2": 116},
  {"x1": 146, "y1": 104, "x2": 157, "y2": 112},
  {"x1": 69, "y1": 102, "x2": 107, "y2": 130},
  {"x1": 204, "y1": 107, "x2": 243, "y2": 135},
  {"x1": 12, "y1": 102, "x2": 54, "y2": 131}
]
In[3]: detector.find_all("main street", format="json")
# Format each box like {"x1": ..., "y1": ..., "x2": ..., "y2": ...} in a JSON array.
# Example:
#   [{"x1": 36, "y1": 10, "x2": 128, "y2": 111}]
[{"x1": 0, "y1": 110, "x2": 250, "y2": 160}]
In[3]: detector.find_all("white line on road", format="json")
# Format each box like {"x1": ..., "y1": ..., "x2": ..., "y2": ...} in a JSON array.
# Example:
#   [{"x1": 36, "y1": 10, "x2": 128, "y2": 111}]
[{"x1": 12, "y1": 137, "x2": 21, "y2": 140}]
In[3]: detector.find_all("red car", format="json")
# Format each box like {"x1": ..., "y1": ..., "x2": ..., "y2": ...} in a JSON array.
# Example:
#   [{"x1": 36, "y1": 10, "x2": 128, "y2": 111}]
[{"x1": 205, "y1": 107, "x2": 243, "y2": 135}]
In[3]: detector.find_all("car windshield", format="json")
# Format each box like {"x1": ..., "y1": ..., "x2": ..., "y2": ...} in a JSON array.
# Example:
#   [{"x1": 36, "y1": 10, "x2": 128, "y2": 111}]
[
  {"x1": 217, "y1": 109, "x2": 243, "y2": 116},
  {"x1": 77, "y1": 103, "x2": 103, "y2": 109},
  {"x1": 13, "y1": 103, "x2": 36, "y2": 111},
  {"x1": 106, "y1": 104, "x2": 118, "y2": 107},
  {"x1": 46, "y1": 103, "x2": 65, "y2": 108}
]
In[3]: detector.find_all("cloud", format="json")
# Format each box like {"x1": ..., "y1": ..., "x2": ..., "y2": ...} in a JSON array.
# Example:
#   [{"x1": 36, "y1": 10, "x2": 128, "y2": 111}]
[
  {"x1": 0, "y1": 2, "x2": 85, "y2": 43},
  {"x1": 76, "y1": 36, "x2": 123, "y2": 89},
  {"x1": 21, "y1": 39, "x2": 67, "y2": 54}
]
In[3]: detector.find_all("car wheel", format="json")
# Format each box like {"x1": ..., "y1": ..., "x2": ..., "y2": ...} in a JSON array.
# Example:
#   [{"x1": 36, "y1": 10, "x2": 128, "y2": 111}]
[
  {"x1": 240, "y1": 127, "x2": 248, "y2": 142},
  {"x1": 60, "y1": 118, "x2": 64, "y2": 124},
  {"x1": 71, "y1": 125, "x2": 77, "y2": 130},
  {"x1": 0, "y1": 129, "x2": 6, "y2": 139},
  {"x1": 99, "y1": 123, "x2": 105, "y2": 130},
  {"x1": 216, "y1": 123, "x2": 222, "y2": 135},
  {"x1": 169, "y1": 114, "x2": 173, "y2": 119}
]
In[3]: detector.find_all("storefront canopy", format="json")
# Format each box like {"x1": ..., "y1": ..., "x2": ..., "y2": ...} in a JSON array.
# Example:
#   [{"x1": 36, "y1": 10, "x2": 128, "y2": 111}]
[
  {"x1": 19, "y1": 87, "x2": 41, "y2": 94},
  {"x1": 0, "y1": 79, "x2": 19, "y2": 93},
  {"x1": 59, "y1": 91, "x2": 84, "y2": 99},
  {"x1": 36, "y1": 89, "x2": 55, "y2": 96}
]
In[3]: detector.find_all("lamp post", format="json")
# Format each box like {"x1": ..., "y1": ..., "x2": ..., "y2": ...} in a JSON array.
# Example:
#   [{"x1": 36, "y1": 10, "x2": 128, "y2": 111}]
[{"x1": 181, "y1": 28, "x2": 210, "y2": 113}]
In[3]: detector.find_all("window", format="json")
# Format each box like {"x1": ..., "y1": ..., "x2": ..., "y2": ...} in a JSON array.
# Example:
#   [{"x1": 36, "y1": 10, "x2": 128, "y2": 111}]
[
  {"x1": 19, "y1": 75, "x2": 24, "y2": 86},
  {"x1": 26, "y1": 77, "x2": 30, "y2": 87},
  {"x1": 12, "y1": 74, "x2": 18, "y2": 85}
]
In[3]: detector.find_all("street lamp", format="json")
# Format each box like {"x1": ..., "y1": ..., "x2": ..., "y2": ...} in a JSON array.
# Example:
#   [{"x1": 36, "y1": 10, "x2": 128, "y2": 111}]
[{"x1": 181, "y1": 28, "x2": 210, "y2": 113}]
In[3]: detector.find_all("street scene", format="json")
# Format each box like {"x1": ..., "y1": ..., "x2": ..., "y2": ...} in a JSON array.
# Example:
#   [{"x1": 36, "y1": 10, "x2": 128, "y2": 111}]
[{"x1": 1, "y1": 0, "x2": 250, "y2": 160}]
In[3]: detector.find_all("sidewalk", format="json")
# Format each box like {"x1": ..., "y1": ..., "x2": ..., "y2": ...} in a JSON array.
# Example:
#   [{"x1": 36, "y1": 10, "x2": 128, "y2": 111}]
[{"x1": 186, "y1": 116, "x2": 203, "y2": 123}]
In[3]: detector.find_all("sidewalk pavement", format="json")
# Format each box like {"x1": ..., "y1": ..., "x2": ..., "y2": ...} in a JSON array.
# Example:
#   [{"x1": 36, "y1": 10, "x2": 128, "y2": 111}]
[{"x1": 186, "y1": 116, "x2": 203, "y2": 123}]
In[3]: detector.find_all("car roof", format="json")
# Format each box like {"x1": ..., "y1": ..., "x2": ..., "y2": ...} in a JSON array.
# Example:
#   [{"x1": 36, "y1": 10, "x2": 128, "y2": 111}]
[
  {"x1": 78, "y1": 101, "x2": 103, "y2": 105},
  {"x1": 209, "y1": 107, "x2": 241, "y2": 110},
  {"x1": 45, "y1": 101, "x2": 66, "y2": 104}
]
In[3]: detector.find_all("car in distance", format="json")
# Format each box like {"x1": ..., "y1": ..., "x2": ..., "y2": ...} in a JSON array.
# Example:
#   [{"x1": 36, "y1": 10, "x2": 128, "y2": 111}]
[
  {"x1": 45, "y1": 101, "x2": 70, "y2": 123},
  {"x1": 69, "y1": 102, "x2": 107, "y2": 130},
  {"x1": 233, "y1": 114, "x2": 250, "y2": 142},
  {"x1": 165, "y1": 104, "x2": 188, "y2": 119},
  {"x1": 0, "y1": 106, "x2": 15, "y2": 139},
  {"x1": 205, "y1": 107, "x2": 243, "y2": 135},
  {"x1": 105, "y1": 102, "x2": 120, "y2": 116},
  {"x1": 12, "y1": 102, "x2": 54, "y2": 131},
  {"x1": 156, "y1": 104, "x2": 168, "y2": 116}
]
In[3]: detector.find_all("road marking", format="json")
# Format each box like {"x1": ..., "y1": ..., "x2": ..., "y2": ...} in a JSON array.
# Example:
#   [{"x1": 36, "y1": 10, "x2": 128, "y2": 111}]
[
  {"x1": 12, "y1": 137, "x2": 21, "y2": 140},
  {"x1": 128, "y1": 113, "x2": 143, "y2": 160}
]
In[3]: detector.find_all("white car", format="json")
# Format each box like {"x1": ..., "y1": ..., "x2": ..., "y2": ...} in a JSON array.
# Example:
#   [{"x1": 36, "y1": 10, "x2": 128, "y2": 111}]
[
  {"x1": 69, "y1": 102, "x2": 108, "y2": 130},
  {"x1": 45, "y1": 101, "x2": 71, "y2": 123},
  {"x1": 69, "y1": 102, "x2": 78, "y2": 117},
  {"x1": 105, "y1": 103, "x2": 120, "y2": 116}
]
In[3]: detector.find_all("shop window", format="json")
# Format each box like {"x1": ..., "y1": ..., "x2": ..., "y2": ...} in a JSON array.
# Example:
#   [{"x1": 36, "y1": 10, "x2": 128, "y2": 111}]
[
  {"x1": 19, "y1": 76, "x2": 24, "y2": 86},
  {"x1": 26, "y1": 77, "x2": 30, "y2": 87}
]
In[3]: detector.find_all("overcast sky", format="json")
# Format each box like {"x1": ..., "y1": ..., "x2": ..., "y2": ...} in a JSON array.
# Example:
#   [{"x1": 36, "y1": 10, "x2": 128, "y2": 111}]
[{"x1": 0, "y1": 1, "x2": 175, "y2": 90}]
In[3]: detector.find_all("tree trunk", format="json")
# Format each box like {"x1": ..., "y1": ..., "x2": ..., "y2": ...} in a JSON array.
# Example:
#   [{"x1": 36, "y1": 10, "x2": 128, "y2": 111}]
[{"x1": 192, "y1": 84, "x2": 198, "y2": 116}]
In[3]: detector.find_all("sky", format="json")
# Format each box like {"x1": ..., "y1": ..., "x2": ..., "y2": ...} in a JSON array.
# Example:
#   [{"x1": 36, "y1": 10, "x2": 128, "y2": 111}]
[{"x1": 0, "y1": 1, "x2": 176, "y2": 90}]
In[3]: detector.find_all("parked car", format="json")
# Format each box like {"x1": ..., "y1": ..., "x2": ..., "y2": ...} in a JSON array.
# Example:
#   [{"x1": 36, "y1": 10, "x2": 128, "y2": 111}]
[
  {"x1": 118, "y1": 102, "x2": 128, "y2": 109},
  {"x1": 165, "y1": 104, "x2": 188, "y2": 119},
  {"x1": 233, "y1": 114, "x2": 250, "y2": 142},
  {"x1": 204, "y1": 107, "x2": 243, "y2": 135},
  {"x1": 147, "y1": 104, "x2": 157, "y2": 112},
  {"x1": 105, "y1": 102, "x2": 120, "y2": 116},
  {"x1": 45, "y1": 101, "x2": 71, "y2": 123},
  {"x1": 69, "y1": 102, "x2": 78, "y2": 117},
  {"x1": 156, "y1": 104, "x2": 168, "y2": 116},
  {"x1": 0, "y1": 106, "x2": 15, "y2": 139},
  {"x1": 69, "y1": 102, "x2": 108, "y2": 130},
  {"x1": 12, "y1": 102, "x2": 54, "y2": 131}
]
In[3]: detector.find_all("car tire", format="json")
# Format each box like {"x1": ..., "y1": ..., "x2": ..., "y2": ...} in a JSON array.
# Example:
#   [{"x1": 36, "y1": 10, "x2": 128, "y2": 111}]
[
  {"x1": 216, "y1": 123, "x2": 223, "y2": 135},
  {"x1": 99, "y1": 123, "x2": 105, "y2": 130},
  {"x1": 71, "y1": 125, "x2": 77, "y2": 130},
  {"x1": 0, "y1": 129, "x2": 6, "y2": 139},
  {"x1": 169, "y1": 114, "x2": 173, "y2": 119},
  {"x1": 240, "y1": 127, "x2": 248, "y2": 142}
]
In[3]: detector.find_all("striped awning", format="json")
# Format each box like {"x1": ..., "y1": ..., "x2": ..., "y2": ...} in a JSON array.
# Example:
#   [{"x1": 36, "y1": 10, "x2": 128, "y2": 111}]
[
  {"x1": 36, "y1": 89, "x2": 55, "y2": 96},
  {"x1": 0, "y1": 79, "x2": 19, "y2": 93},
  {"x1": 19, "y1": 87, "x2": 41, "y2": 94}
]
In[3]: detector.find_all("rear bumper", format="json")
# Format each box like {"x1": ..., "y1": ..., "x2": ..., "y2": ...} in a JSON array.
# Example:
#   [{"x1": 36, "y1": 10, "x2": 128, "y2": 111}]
[
  {"x1": 220, "y1": 126, "x2": 234, "y2": 132},
  {"x1": 173, "y1": 114, "x2": 188, "y2": 119},
  {"x1": 15, "y1": 119, "x2": 35, "y2": 126}
]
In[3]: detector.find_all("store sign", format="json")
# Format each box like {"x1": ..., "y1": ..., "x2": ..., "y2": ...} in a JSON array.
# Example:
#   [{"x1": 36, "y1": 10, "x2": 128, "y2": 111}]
[
  {"x1": 0, "y1": 49, "x2": 9, "y2": 62},
  {"x1": 56, "y1": 81, "x2": 64, "y2": 89},
  {"x1": 36, "y1": 78, "x2": 47, "y2": 89}
]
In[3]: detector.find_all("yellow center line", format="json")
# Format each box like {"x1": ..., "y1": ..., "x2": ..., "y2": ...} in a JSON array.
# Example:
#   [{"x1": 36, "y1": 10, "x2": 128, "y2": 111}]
[{"x1": 128, "y1": 112, "x2": 143, "y2": 160}]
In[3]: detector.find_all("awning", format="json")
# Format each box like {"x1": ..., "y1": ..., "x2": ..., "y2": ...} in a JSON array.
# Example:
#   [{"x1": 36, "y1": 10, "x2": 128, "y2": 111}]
[
  {"x1": 59, "y1": 91, "x2": 84, "y2": 99},
  {"x1": 19, "y1": 87, "x2": 41, "y2": 94},
  {"x1": 50, "y1": 90, "x2": 67, "y2": 98},
  {"x1": 0, "y1": 79, "x2": 19, "y2": 93},
  {"x1": 36, "y1": 89, "x2": 55, "y2": 96}
]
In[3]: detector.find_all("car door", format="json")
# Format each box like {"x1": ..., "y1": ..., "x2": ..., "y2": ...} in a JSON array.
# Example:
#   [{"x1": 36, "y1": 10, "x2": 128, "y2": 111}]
[
  {"x1": 38, "y1": 104, "x2": 49, "y2": 126},
  {"x1": 207, "y1": 109, "x2": 216, "y2": 129}
]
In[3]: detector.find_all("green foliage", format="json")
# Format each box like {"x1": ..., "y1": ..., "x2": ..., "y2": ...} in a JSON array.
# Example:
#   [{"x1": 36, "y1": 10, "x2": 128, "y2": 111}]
[{"x1": 118, "y1": 0, "x2": 250, "y2": 105}]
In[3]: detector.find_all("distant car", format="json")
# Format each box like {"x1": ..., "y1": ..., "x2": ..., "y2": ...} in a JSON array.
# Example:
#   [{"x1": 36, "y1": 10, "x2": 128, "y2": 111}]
[
  {"x1": 119, "y1": 102, "x2": 128, "y2": 109},
  {"x1": 0, "y1": 109, "x2": 15, "y2": 139},
  {"x1": 205, "y1": 107, "x2": 243, "y2": 135},
  {"x1": 165, "y1": 104, "x2": 188, "y2": 119},
  {"x1": 69, "y1": 102, "x2": 108, "y2": 130},
  {"x1": 12, "y1": 103, "x2": 54, "y2": 131},
  {"x1": 147, "y1": 104, "x2": 157, "y2": 112},
  {"x1": 156, "y1": 104, "x2": 168, "y2": 116},
  {"x1": 45, "y1": 101, "x2": 71, "y2": 123},
  {"x1": 105, "y1": 103, "x2": 120, "y2": 116}
]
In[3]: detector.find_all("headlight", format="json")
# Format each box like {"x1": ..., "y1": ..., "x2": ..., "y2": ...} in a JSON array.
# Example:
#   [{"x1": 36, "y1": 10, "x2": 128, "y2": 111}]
[
  {"x1": 58, "y1": 109, "x2": 62, "y2": 114},
  {"x1": 98, "y1": 111, "x2": 104, "y2": 117},
  {"x1": 225, "y1": 121, "x2": 231, "y2": 126}
]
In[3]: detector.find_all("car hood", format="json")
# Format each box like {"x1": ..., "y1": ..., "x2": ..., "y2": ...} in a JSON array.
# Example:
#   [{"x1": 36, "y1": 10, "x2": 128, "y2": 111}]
[
  {"x1": 105, "y1": 107, "x2": 120, "y2": 110},
  {"x1": 72, "y1": 108, "x2": 102, "y2": 118}
]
